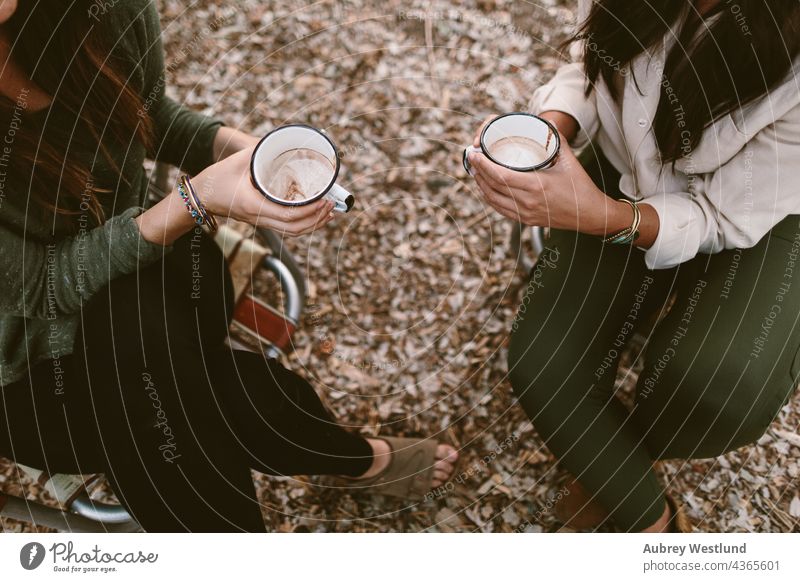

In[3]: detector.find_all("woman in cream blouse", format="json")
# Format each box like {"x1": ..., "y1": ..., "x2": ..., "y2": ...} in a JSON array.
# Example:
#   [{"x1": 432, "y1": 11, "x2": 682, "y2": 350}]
[{"x1": 469, "y1": 0, "x2": 800, "y2": 532}]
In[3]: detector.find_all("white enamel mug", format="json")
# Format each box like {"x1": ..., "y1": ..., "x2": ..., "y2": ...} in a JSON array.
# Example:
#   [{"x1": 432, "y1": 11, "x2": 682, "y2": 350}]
[
  {"x1": 463, "y1": 112, "x2": 560, "y2": 175},
  {"x1": 250, "y1": 124, "x2": 355, "y2": 213}
]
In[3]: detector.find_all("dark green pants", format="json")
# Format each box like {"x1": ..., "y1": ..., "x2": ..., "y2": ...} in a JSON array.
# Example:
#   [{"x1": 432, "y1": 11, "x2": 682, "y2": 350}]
[{"x1": 508, "y1": 151, "x2": 800, "y2": 531}]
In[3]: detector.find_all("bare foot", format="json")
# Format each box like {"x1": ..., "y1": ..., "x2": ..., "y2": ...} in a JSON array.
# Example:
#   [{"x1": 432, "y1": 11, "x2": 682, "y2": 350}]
[{"x1": 356, "y1": 439, "x2": 458, "y2": 487}]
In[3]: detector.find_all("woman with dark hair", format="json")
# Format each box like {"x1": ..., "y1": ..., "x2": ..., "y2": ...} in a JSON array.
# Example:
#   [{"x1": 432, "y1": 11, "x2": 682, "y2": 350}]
[
  {"x1": 0, "y1": 0, "x2": 456, "y2": 531},
  {"x1": 470, "y1": 0, "x2": 800, "y2": 532}
]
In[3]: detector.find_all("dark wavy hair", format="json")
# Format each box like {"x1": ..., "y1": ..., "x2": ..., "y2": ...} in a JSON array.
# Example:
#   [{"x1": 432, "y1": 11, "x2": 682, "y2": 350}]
[
  {"x1": 572, "y1": 0, "x2": 800, "y2": 162},
  {"x1": 0, "y1": 1, "x2": 152, "y2": 226}
]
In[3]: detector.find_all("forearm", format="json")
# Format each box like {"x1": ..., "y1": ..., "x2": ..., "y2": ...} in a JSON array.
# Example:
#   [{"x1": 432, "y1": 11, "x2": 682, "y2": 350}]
[
  {"x1": 538, "y1": 110, "x2": 580, "y2": 144},
  {"x1": 581, "y1": 197, "x2": 660, "y2": 249},
  {"x1": 212, "y1": 126, "x2": 260, "y2": 162},
  {"x1": 633, "y1": 203, "x2": 659, "y2": 249},
  {"x1": 148, "y1": 95, "x2": 224, "y2": 175},
  {"x1": 135, "y1": 187, "x2": 197, "y2": 246},
  {"x1": 0, "y1": 205, "x2": 174, "y2": 318}
]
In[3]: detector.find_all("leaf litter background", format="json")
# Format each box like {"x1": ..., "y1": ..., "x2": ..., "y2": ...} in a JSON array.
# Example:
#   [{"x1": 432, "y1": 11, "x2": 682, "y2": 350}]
[{"x1": 2, "y1": 0, "x2": 799, "y2": 533}]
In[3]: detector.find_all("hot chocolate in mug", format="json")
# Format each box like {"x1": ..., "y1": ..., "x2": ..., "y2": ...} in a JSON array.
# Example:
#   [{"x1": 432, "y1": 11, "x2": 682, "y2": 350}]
[
  {"x1": 251, "y1": 124, "x2": 355, "y2": 213},
  {"x1": 463, "y1": 112, "x2": 560, "y2": 175}
]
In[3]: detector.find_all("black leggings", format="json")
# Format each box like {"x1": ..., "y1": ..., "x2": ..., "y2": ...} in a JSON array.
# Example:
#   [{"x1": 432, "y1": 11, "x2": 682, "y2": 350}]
[{"x1": 0, "y1": 229, "x2": 372, "y2": 532}]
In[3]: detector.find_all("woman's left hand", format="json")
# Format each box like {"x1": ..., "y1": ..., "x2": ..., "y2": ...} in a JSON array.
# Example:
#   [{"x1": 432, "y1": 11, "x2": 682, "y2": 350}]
[{"x1": 469, "y1": 137, "x2": 625, "y2": 236}]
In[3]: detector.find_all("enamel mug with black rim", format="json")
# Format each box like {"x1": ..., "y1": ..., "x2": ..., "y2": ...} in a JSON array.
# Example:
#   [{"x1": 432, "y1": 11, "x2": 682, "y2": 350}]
[
  {"x1": 463, "y1": 112, "x2": 560, "y2": 176},
  {"x1": 251, "y1": 124, "x2": 355, "y2": 213}
]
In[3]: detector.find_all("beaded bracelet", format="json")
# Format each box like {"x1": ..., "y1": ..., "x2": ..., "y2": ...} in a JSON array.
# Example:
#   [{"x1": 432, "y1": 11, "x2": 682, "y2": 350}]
[
  {"x1": 179, "y1": 175, "x2": 218, "y2": 233},
  {"x1": 182, "y1": 175, "x2": 218, "y2": 233},
  {"x1": 603, "y1": 199, "x2": 641, "y2": 245},
  {"x1": 177, "y1": 178, "x2": 205, "y2": 227}
]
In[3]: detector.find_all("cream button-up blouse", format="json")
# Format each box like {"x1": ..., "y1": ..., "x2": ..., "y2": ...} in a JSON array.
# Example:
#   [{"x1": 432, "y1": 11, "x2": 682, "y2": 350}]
[{"x1": 530, "y1": 0, "x2": 800, "y2": 269}]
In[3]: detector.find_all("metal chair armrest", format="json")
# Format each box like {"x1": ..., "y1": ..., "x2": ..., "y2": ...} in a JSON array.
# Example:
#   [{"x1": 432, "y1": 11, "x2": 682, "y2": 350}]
[{"x1": 69, "y1": 494, "x2": 136, "y2": 525}]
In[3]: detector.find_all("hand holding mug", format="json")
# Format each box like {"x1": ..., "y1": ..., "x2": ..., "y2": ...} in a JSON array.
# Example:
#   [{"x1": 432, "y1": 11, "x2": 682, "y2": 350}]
[
  {"x1": 250, "y1": 124, "x2": 355, "y2": 213},
  {"x1": 463, "y1": 112, "x2": 560, "y2": 175},
  {"x1": 193, "y1": 147, "x2": 336, "y2": 237},
  {"x1": 467, "y1": 113, "x2": 618, "y2": 234}
]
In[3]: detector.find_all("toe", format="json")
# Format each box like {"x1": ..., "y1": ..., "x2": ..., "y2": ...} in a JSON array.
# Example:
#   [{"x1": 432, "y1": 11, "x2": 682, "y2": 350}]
[
  {"x1": 430, "y1": 444, "x2": 458, "y2": 487},
  {"x1": 436, "y1": 444, "x2": 459, "y2": 464},
  {"x1": 434, "y1": 459, "x2": 454, "y2": 475},
  {"x1": 432, "y1": 469, "x2": 450, "y2": 486}
]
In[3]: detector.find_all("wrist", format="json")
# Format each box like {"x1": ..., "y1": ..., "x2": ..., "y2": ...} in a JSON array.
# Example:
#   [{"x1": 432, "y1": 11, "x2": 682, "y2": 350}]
[
  {"x1": 188, "y1": 172, "x2": 218, "y2": 216},
  {"x1": 135, "y1": 188, "x2": 196, "y2": 246},
  {"x1": 170, "y1": 186, "x2": 201, "y2": 228},
  {"x1": 583, "y1": 197, "x2": 632, "y2": 237},
  {"x1": 179, "y1": 174, "x2": 219, "y2": 233}
]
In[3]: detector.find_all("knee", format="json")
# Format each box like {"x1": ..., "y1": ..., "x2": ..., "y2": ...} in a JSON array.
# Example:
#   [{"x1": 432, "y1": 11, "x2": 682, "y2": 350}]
[
  {"x1": 507, "y1": 331, "x2": 541, "y2": 399},
  {"x1": 641, "y1": 375, "x2": 775, "y2": 459},
  {"x1": 222, "y1": 352, "x2": 317, "y2": 410},
  {"x1": 507, "y1": 333, "x2": 570, "y2": 418}
]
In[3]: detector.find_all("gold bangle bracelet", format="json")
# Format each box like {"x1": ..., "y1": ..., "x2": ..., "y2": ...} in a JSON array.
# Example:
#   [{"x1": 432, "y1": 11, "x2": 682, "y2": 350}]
[{"x1": 603, "y1": 199, "x2": 640, "y2": 245}]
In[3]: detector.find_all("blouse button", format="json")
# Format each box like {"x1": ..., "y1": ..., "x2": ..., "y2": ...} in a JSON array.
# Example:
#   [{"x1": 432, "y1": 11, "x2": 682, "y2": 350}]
[{"x1": 637, "y1": 118, "x2": 648, "y2": 128}]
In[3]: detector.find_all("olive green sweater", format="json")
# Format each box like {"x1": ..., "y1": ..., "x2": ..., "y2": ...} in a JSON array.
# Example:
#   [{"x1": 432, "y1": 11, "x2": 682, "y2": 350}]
[{"x1": 0, "y1": 1, "x2": 223, "y2": 385}]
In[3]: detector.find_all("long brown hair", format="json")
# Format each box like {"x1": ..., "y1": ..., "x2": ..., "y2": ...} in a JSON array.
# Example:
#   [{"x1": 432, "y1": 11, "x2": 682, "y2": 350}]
[
  {"x1": 572, "y1": 0, "x2": 800, "y2": 162},
  {"x1": 1, "y1": 1, "x2": 152, "y2": 227}
]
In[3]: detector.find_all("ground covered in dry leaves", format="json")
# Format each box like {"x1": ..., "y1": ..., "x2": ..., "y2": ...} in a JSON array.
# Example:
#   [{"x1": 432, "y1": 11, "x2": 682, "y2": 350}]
[{"x1": 2, "y1": 0, "x2": 799, "y2": 533}]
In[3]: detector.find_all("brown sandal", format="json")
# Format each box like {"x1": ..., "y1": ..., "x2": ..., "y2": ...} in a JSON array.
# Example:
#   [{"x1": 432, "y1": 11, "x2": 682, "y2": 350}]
[
  {"x1": 323, "y1": 437, "x2": 447, "y2": 501},
  {"x1": 553, "y1": 478, "x2": 693, "y2": 533}
]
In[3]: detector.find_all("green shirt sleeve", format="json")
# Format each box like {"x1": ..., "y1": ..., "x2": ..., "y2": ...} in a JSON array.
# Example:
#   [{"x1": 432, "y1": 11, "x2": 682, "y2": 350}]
[
  {"x1": 137, "y1": 1, "x2": 224, "y2": 175},
  {"x1": 148, "y1": 94, "x2": 224, "y2": 175},
  {"x1": 0, "y1": 207, "x2": 170, "y2": 319}
]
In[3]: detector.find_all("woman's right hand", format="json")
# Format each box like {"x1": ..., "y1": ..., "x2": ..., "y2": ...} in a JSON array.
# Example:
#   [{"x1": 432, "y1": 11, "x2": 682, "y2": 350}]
[{"x1": 193, "y1": 146, "x2": 336, "y2": 237}]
